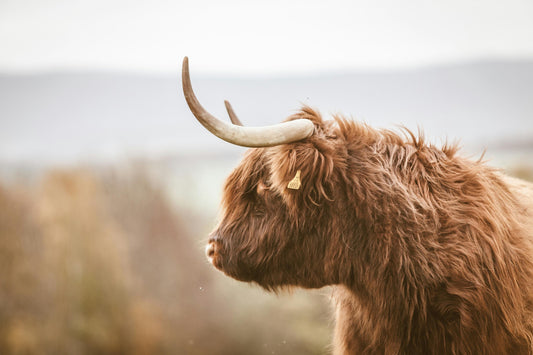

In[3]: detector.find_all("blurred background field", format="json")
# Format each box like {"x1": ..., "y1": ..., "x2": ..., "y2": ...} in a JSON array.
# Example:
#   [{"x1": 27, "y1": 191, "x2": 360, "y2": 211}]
[
  {"x1": 1, "y1": 0, "x2": 533, "y2": 354},
  {"x1": 0, "y1": 166, "x2": 333, "y2": 355}
]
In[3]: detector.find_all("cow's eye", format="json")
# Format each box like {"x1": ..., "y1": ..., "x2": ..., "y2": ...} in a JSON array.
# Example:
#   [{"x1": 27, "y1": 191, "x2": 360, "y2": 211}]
[{"x1": 253, "y1": 204, "x2": 265, "y2": 216}]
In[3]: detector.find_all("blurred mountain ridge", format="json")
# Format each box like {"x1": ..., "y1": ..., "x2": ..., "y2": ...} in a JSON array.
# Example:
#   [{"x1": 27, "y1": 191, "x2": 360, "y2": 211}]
[{"x1": 1, "y1": 59, "x2": 532, "y2": 164}]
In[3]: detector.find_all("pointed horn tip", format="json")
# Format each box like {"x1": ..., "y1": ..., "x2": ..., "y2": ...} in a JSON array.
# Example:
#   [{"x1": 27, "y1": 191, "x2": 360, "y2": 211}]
[{"x1": 224, "y1": 100, "x2": 234, "y2": 113}]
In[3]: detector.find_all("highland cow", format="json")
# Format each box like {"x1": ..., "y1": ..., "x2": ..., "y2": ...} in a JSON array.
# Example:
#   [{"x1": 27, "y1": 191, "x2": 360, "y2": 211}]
[{"x1": 182, "y1": 57, "x2": 533, "y2": 354}]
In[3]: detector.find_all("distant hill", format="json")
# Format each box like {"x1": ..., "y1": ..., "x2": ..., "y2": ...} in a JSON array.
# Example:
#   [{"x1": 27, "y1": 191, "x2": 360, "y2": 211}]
[{"x1": 1, "y1": 60, "x2": 532, "y2": 164}]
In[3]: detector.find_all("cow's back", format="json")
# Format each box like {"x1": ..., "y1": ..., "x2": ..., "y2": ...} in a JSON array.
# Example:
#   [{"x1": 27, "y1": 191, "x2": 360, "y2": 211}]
[{"x1": 503, "y1": 174, "x2": 533, "y2": 241}]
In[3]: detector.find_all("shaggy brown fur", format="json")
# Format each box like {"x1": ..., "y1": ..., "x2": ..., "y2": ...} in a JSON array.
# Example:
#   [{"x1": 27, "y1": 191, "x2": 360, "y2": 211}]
[{"x1": 206, "y1": 106, "x2": 533, "y2": 354}]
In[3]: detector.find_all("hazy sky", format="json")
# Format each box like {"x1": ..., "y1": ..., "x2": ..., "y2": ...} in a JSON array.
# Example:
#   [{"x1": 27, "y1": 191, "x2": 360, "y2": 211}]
[{"x1": 1, "y1": 0, "x2": 533, "y2": 75}]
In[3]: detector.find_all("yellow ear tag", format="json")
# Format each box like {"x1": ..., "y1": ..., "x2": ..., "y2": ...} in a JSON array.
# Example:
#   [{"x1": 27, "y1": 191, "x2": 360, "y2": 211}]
[{"x1": 287, "y1": 170, "x2": 302, "y2": 190}]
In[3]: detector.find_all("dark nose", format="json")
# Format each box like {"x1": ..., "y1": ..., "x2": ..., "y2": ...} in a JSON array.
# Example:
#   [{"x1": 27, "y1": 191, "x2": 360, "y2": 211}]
[
  {"x1": 206, "y1": 235, "x2": 221, "y2": 260},
  {"x1": 206, "y1": 242, "x2": 215, "y2": 258}
]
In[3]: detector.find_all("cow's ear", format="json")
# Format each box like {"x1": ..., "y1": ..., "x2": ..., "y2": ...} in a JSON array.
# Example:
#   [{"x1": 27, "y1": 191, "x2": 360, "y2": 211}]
[
  {"x1": 267, "y1": 106, "x2": 339, "y2": 210},
  {"x1": 267, "y1": 135, "x2": 336, "y2": 211}
]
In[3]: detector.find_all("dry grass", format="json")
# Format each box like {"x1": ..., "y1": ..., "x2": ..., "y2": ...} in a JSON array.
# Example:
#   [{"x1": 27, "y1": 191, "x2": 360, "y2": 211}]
[
  {"x1": 509, "y1": 165, "x2": 533, "y2": 182},
  {"x1": 0, "y1": 167, "x2": 331, "y2": 355}
]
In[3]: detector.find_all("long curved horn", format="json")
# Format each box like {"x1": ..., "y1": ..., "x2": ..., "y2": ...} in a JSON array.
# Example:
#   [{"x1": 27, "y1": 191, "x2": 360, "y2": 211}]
[{"x1": 181, "y1": 57, "x2": 315, "y2": 147}]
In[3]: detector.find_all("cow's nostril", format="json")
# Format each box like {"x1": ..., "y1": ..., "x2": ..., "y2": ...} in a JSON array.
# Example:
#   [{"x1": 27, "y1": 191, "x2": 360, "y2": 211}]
[
  {"x1": 206, "y1": 235, "x2": 222, "y2": 265},
  {"x1": 206, "y1": 243, "x2": 215, "y2": 257}
]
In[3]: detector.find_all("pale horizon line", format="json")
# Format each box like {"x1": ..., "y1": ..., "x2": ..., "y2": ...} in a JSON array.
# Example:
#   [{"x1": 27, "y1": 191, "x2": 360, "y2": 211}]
[{"x1": 1, "y1": 55, "x2": 533, "y2": 79}]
